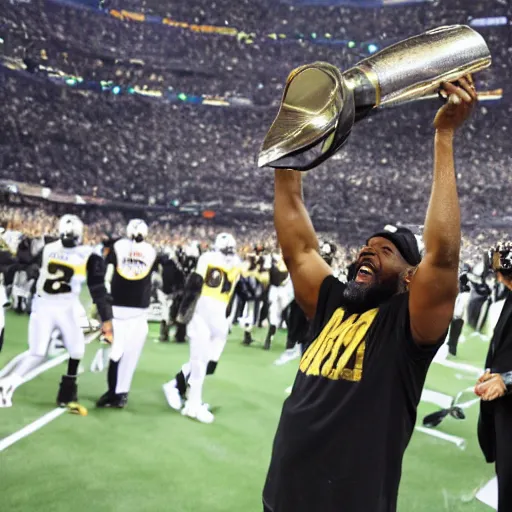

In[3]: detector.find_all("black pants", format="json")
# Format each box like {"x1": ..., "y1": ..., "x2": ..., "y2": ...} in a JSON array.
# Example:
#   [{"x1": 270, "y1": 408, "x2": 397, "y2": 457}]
[{"x1": 495, "y1": 397, "x2": 512, "y2": 512}]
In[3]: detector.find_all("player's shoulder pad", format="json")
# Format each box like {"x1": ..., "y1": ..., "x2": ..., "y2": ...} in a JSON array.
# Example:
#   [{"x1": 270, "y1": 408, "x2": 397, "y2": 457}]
[
  {"x1": 77, "y1": 244, "x2": 94, "y2": 257},
  {"x1": 46, "y1": 239, "x2": 61, "y2": 250},
  {"x1": 199, "y1": 250, "x2": 215, "y2": 263}
]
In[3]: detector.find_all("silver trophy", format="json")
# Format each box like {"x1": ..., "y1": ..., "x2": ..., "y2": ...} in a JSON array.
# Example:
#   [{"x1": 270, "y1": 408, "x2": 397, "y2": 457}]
[{"x1": 258, "y1": 25, "x2": 491, "y2": 171}]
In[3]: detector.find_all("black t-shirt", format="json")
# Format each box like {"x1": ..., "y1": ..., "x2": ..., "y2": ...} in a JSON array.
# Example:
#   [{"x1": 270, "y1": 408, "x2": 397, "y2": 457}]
[{"x1": 263, "y1": 276, "x2": 442, "y2": 512}]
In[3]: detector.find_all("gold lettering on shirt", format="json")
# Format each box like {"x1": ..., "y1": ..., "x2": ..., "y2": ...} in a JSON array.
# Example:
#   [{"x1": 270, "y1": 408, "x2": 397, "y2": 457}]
[{"x1": 299, "y1": 307, "x2": 378, "y2": 381}]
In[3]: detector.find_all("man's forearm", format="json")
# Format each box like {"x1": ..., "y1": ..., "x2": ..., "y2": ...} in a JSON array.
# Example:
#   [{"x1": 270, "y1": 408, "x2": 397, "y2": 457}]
[
  {"x1": 422, "y1": 131, "x2": 461, "y2": 268},
  {"x1": 274, "y1": 170, "x2": 319, "y2": 260}
]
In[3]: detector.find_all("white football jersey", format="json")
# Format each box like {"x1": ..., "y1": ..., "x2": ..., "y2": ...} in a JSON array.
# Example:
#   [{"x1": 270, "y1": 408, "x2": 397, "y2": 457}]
[
  {"x1": 36, "y1": 240, "x2": 92, "y2": 299},
  {"x1": 195, "y1": 251, "x2": 243, "y2": 304}
]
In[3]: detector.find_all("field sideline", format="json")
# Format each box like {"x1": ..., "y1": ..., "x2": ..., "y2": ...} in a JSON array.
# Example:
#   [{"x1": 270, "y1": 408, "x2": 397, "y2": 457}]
[{"x1": 0, "y1": 309, "x2": 495, "y2": 512}]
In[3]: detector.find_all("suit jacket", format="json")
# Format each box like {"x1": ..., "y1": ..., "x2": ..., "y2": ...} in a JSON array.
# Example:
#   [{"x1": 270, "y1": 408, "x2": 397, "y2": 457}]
[{"x1": 478, "y1": 290, "x2": 512, "y2": 463}]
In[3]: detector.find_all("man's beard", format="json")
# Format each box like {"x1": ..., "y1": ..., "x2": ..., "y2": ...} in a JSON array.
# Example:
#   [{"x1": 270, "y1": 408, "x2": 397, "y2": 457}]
[{"x1": 342, "y1": 274, "x2": 405, "y2": 314}]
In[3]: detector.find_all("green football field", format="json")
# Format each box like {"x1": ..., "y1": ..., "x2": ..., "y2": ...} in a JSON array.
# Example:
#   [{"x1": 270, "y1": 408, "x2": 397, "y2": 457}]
[{"x1": 0, "y1": 309, "x2": 496, "y2": 512}]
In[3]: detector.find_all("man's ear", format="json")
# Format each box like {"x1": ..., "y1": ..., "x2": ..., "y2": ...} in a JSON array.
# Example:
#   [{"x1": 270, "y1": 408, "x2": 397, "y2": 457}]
[{"x1": 404, "y1": 266, "x2": 417, "y2": 287}]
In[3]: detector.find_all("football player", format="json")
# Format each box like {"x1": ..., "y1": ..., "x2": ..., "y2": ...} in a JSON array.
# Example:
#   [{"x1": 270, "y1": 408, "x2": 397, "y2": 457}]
[
  {"x1": 0, "y1": 274, "x2": 9, "y2": 352},
  {"x1": 447, "y1": 263, "x2": 472, "y2": 356},
  {"x1": 0, "y1": 214, "x2": 113, "y2": 407},
  {"x1": 0, "y1": 232, "x2": 15, "y2": 352},
  {"x1": 263, "y1": 253, "x2": 293, "y2": 350},
  {"x1": 96, "y1": 219, "x2": 158, "y2": 408},
  {"x1": 158, "y1": 246, "x2": 185, "y2": 343},
  {"x1": 163, "y1": 233, "x2": 243, "y2": 423},
  {"x1": 241, "y1": 245, "x2": 270, "y2": 346},
  {"x1": 173, "y1": 241, "x2": 202, "y2": 343}
]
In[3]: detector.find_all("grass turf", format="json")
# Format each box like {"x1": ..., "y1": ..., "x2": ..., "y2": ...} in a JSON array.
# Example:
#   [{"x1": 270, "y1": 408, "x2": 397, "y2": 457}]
[{"x1": 0, "y1": 310, "x2": 495, "y2": 512}]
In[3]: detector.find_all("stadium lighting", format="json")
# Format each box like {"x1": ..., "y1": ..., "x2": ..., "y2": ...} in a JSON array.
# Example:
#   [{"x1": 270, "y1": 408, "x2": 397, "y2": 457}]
[
  {"x1": 368, "y1": 44, "x2": 378, "y2": 54},
  {"x1": 112, "y1": 86, "x2": 121, "y2": 95},
  {"x1": 348, "y1": 41, "x2": 356, "y2": 48}
]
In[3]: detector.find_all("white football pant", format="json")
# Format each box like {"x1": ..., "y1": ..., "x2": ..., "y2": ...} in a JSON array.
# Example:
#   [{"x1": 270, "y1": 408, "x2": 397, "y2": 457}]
[
  {"x1": 268, "y1": 279, "x2": 294, "y2": 328},
  {"x1": 186, "y1": 296, "x2": 229, "y2": 407},
  {"x1": 453, "y1": 291, "x2": 470, "y2": 321},
  {"x1": 29, "y1": 296, "x2": 85, "y2": 359},
  {"x1": 110, "y1": 306, "x2": 148, "y2": 394}
]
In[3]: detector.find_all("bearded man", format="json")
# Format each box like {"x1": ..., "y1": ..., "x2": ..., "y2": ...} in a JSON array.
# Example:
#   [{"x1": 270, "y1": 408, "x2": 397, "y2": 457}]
[{"x1": 262, "y1": 77, "x2": 477, "y2": 512}]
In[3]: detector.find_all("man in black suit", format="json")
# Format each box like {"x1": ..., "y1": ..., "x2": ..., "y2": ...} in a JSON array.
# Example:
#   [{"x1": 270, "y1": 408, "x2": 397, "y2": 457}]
[{"x1": 475, "y1": 241, "x2": 512, "y2": 512}]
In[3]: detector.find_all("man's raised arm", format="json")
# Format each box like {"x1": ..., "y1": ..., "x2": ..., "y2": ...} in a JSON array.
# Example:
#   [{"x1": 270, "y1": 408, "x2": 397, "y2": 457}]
[
  {"x1": 409, "y1": 76, "x2": 478, "y2": 345},
  {"x1": 274, "y1": 170, "x2": 332, "y2": 319}
]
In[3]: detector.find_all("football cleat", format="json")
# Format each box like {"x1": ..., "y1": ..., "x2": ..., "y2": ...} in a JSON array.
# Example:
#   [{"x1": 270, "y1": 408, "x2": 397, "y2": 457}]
[
  {"x1": 181, "y1": 402, "x2": 214, "y2": 424},
  {"x1": 96, "y1": 391, "x2": 128, "y2": 409},
  {"x1": 274, "y1": 345, "x2": 302, "y2": 366},
  {"x1": 56, "y1": 375, "x2": 78, "y2": 407},
  {"x1": 242, "y1": 331, "x2": 254, "y2": 346},
  {"x1": 163, "y1": 382, "x2": 183, "y2": 411},
  {"x1": 116, "y1": 393, "x2": 128, "y2": 408}
]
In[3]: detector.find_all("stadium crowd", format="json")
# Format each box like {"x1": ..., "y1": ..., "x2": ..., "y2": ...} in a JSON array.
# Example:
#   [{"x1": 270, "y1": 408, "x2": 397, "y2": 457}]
[
  {"x1": 0, "y1": 202, "x2": 507, "y2": 268},
  {"x1": 0, "y1": 0, "x2": 510, "y2": 246},
  {"x1": 0, "y1": 203, "x2": 309, "y2": 255}
]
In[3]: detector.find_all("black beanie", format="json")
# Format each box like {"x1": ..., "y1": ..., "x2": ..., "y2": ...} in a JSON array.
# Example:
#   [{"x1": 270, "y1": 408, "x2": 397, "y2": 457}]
[{"x1": 367, "y1": 227, "x2": 422, "y2": 267}]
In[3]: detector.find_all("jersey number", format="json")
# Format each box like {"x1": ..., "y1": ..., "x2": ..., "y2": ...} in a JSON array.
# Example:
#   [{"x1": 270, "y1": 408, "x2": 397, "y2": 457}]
[
  {"x1": 43, "y1": 262, "x2": 74, "y2": 295},
  {"x1": 205, "y1": 268, "x2": 231, "y2": 294}
]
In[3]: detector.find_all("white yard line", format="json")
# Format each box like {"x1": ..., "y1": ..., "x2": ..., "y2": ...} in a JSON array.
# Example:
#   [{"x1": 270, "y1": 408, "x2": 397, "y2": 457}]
[
  {"x1": 421, "y1": 389, "x2": 453, "y2": 409},
  {"x1": 433, "y1": 358, "x2": 482, "y2": 376},
  {"x1": 414, "y1": 426, "x2": 467, "y2": 450},
  {"x1": 0, "y1": 332, "x2": 100, "y2": 452},
  {"x1": 0, "y1": 408, "x2": 66, "y2": 452},
  {"x1": 421, "y1": 388, "x2": 480, "y2": 411}
]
